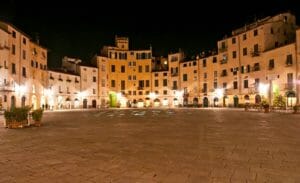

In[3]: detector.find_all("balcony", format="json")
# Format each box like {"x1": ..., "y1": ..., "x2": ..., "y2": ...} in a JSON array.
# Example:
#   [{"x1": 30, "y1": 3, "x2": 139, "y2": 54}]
[
  {"x1": 285, "y1": 61, "x2": 293, "y2": 67},
  {"x1": 220, "y1": 59, "x2": 227, "y2": 64},
  {"x1": 284, "y1": 83, "x2": 294, "y2": 90},
  {"x1": 172, "y1": 86, "x2": 178, "y2": 90},
  {"x1": 250, "y1": 50, "x2": 260, "y2": 57},
  {"x1": 218, "y1": 46, "x2": 228, "y2": 53},
  {"x1": 137, "y1": 86, "x2": 144, "y2": 90},
  {"x1": 171, "y1": 73, "x2": 178, "y2": 77},
  {"x1": 220, "y1": 72, "x2": 228, "y2": 77},
  {"x1": 0, "y1": 83, "x2": 14, "y2": 92}
]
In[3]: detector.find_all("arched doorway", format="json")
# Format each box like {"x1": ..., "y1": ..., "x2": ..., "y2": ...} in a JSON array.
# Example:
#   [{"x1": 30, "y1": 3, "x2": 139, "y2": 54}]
[
  {"x1": 92, "y1": 100, "x2": 97, "y2": 108},
  {"x1": 244, "y1": 95, "x2": 250, "y2": 104},
  {"x1": 74, "y1": 98, "x2": 80, "y2": 108},
  {"x1": 233, "y1": 95, "x2": 239, "y2": 107},
  {"x1": 183, "y1": 98, "x2": 188, "y2": 107},
  {"x1": 173, "y1": 98, "x2": 178, "y2": 106},
  {"x1": 83, "y1": 99, "x2": 88, "y2": 108},
  {"x1": 137, "y1": 98, "x2": 144, "y2": 108},
  {"x1": 66, "y1": 98, "x2": 71, "y2": 109},
  {"x1": 255, "y1": 95, "x2": 261, "y2": 104},
  {"x1": 21, "y1": 96, "x2": 26, "y2": 107},
  {"x1": 31, "y1": 95, "x2": 37, "y2": 109},
  {"x1": 213, "y1": 97, "x2": 219, "y2": 107},
  {"x1": 286, "y1": 91, "x2": 296, "y2": 107},
  {"x1": 193, "y1": 97, "x2": 199, "y2": 106},
  {"x1": 203, "y1": 97, "x2": 209, "y2": 107},
  {"x1": 223, "y1": 96, "x2": 228, "y2": 107},
  {"x1": 11, "y1": 96, "x2": 16, "y2": 109}
]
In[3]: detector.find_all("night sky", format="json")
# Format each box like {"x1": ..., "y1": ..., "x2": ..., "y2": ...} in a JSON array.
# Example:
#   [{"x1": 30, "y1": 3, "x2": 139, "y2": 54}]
[{"x1": 0, "y1": 0, "x2": 299, "y2": 68}]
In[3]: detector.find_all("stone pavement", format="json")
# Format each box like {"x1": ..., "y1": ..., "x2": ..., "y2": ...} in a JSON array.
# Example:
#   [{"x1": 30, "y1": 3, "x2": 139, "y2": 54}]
[{"x1": 0, "y1": 109, "x2": 299, "y2": 182}]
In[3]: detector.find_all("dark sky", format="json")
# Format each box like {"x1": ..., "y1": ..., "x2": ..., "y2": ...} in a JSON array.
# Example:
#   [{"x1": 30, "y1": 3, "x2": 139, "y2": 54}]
[{"x1": 0, "y1": 0, "x2": 299, "y2": 68}]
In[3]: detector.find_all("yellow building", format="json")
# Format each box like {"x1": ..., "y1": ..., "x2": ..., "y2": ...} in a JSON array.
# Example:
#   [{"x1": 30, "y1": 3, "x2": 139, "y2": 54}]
[{"x1": 98, "y1": 36, "x2": 152, "y2": 107}]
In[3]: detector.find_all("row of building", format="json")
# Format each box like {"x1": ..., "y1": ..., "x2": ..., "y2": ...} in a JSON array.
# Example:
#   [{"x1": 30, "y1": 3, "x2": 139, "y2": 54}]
[{"x1": 0, "y1": 12, "x2": 299, "y2": 110}]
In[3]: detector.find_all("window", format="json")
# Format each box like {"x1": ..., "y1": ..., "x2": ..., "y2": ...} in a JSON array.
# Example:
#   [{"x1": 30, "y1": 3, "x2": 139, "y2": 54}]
[
  {"x1": 254, "y1": 29, "x2": 258, "y2": 36},
  {"x1": 163, "y1": 79, "x2": 167, "y2": 87},
  {"x1": 35, "y1": 62, "x2": 38, "y2": 68},
  {"x1": 270, "y1": 28, "x2": 274, "y2": 34},
  {"x1": 4, "y1": 95, "x2": 7, "y2": 102},
  {"x1": 22, "y1": 67, "x2": 26, "y2": 77},
  {"x1": 138, "y1": 80, "x2": 144, "y2": 88},
  {"x1": 214, "y1": 71, "x2": 217, "y2": 78},
  {"x1": 138, "y1": 65, "x2": 142, "y2": 73},
  {"x1": 213, "y1": 57, "x2": 217, "y2": 63},
  {"x1": 204, "y1": 72, "x2": 207, "y2": 79},
  {"x1": 183, "y1": 63, "x2": 187, "y2": 67},
  {"x1": 203, "y1": 59, "x2": 206, "y2": 67},
  {"x1": 193, "y1": 61, "x2": 197, "y2": 66},
  {"x1": 213, "y1": 82, "x2": 217, "y2": 89},
  {"x1": 145, "y1": 91, "x2": 150, "y2": 95},
  {"x1": 232, "y1": 37, "x2": 236, "y2": 44},
  {"x1": 221, "y1": 69, "x2": 227, "y2": 77},
  {"x1": 275, "y1": 41, "x2": 279, "y2": 48},
  {"x1": 163, "y1": 73, "x2": 167, "y2": 76},
  {"x1": 121, "y1": 65, "x2": 125, "y2": 73},
  {"x1": 12, "y1": 31, "x2": 16, "y2": 38},
  {"x1": 247, "y1": 65, "x2": 250, "y2": 73},
  {"x1": 163, "y1": 90, "x2": 168, "y2": 95},
  {"x1": 132, "y1": 61, "x2": 136, "y2": 66},
  {"x1": 93, "y1": 76, "x2": 96, "y2": 82},
  {"x1": 133, "y1": 75, "x2": 136, "y2": 80},
  {"x1": 12, "y1": 63, "x2": 16, "y2": 74},
  {"x1": 253, "y1": 63, "x2": 260, "y2": 71},
  {"x1": 243, "y1": 48, "x2": 247, "y2": 56},
  {"x1": 12, "y1": 44, "x2": 16, "y2": 55},
  {"x1": 101, "y1": 79, "x2": 105, "y2": 87},
  {"x1": 183, "y1": 74, "x2": 188, "y2": 81},
  {"x1": 173, "y1": 81, "x2": 177, "y2": 89},
  {"x1": 286, "y1": 54, "x2": 293, "y2": 66},
  {"x1": 23, "y1": 38, "x2": 26, "y2": 44},
  {"x1": 287, "y1": 73, "x2": 293, "y2": 86},
  {"x1": 111, "y1": 80, "x2": 115, "y2": 87},
  {"x1": 223, "y1": 82, "x2": 227, "y2": 89},
  {"x1": 194, "y1": 70, "x2": 197, "y2": 73},
  {"x1": 146, "y1": 80, "x2": 150, "y2": 87},
  {"x1": 22, "y1": 50, "x2": 26, "y2": 60},
  {"x1": 203, "y1": 83, "x2": 207, "y2": 92},
  {"x1": 31, "y1": 60, "x2": 34, "y2": 67},
  {"x1": 189, "y1": 62, "x2": 191, "y2": 66},
  {"x1": 133, "y1": 91, "x2": 136, "y2": 95},
  {"x1": 40, "y1": 64, "x2": 43, "y2": 69},
  {"x1": 155, "y1": 80, "x2": 159, "y2": 87},
  {"x1": 111, "y1": 65, "x2": 115, "y2": 72},
  {"x1": 232, "y1": 51, "x2": 236, "y2": 59},
  {"x1": 128, "y1": 91, "x2": 132, "y2": 95},
  {"x1": 139, "y1": 91, "x2": 143, "y2": 95},
  {"x1": 243, "y1": 34, "x2": 247, "y2": 40},
  {"x1": 244, "y1": 80, "x2": 248, "y2": 88},
  {"x1": 269, "y1": 59, "x2": 275, "y2": 69},
  {"x1": 241, "y1": 66, "x2": 244, "y2": 73},
  {"x1": 145, "y1": 65, "x2": 150, "y2": 72},
  {"x1": 121, "y1": 80, "x2": 125, "y2": 90},
  {"x1": 233, "y1": 81, "x2": 238, "y2": 89}
]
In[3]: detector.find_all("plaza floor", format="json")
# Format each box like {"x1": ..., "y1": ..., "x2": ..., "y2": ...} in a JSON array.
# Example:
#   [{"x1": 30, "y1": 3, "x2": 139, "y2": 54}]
[{"x1": 0, "y1": 109, "x2": 299, "y2": 182}]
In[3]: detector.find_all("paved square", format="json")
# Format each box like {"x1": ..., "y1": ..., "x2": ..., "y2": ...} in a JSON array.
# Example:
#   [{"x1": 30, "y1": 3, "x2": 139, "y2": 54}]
[{"x1": 0, "y1": 109, "x2": 300, "y2": 182}]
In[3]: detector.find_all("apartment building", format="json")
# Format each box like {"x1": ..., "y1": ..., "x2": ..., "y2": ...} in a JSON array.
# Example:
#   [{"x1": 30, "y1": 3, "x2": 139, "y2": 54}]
[{"x1": 0, "y1": 21, "x2": 48, "y2": 110}]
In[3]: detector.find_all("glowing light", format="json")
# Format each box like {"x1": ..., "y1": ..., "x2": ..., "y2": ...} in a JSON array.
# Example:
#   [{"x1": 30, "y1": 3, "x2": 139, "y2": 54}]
[
  {"x1": 149, "y1": 92, "x2": 157, "y2": 99},
  {"x1": 259, "y1": 83, "x2": 269, "y2": 95},
  {"x1": 175, "y1": 90, "x2": 183, "y2": 98},
  {"x1": 215, "y1": 88, "x2": 224, "y2": 98},
  {"x1": 162, "y1": 99, "x2": 168, "y2": 106}
]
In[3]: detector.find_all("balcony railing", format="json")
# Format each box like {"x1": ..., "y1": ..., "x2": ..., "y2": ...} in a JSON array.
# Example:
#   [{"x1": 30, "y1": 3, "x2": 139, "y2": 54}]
[
  {"x1": 0, "y1": 83, "x2": 14, "y2": 92},
  {"x1": 250, "y1": 50, "x2": 260, "y2": 57},
  {"x1": 285, "y1": 83, "x2": 294, "y2": 90},
  {"x1": 218, "y1": 47, "x2": 228, "y2": 53},
  {"x1": 220, "y1": 59, "x2": 227, "y2": 64}
]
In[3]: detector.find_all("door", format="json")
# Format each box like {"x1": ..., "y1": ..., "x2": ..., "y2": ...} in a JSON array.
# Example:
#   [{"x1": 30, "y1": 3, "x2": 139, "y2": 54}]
[
  {"x1": 92, "y1": 100, "x2": 97, "y2": 108},
  {"x1": 203, "y1": 97, "x2": 209, "y2": 107},
  {"x1": 83, "y1": 99, "x2": 88, "y2": 108},
  {"x1": 233, "y1": 96, "x2": 239, "y2": 107}
]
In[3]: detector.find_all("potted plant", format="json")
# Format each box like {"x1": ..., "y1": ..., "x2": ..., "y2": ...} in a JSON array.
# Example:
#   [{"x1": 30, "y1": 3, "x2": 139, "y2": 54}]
[
  {"x1": 4, "y1": 107, "x2": 31, "y2": 128},
  {"x1": 31, "y1": 108, "x2": 44, "y2": 126},
  {"x1": 261, "y1": 100, "x2": 270, "y2": 113}
]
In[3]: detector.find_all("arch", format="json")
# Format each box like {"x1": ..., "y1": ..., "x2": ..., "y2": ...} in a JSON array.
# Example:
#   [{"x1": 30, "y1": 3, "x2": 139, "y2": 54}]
[
  {"x1": 92, "y1": 100, "x2": 97, "y2": 108},
  {"x1": 244, "y1": 95, "x2": 250, "y2": 104},
  {"x1": 203, "y1": 97, "x2": 209, "y2": 107},
  {"x1": 255, "y1": 94, "x2": 261, "y2": 104},
  {"x1": 74, "y1": 98, "x2": 80, "y2": 108},
  {"x1": 286, "y1": 91, "x2": 296, "y2": 107},
  {"x1": 11, "y1": 96, "x2": 16, "y2": 109},
  {"x1": 193, "y1": 97, "x2": 199, "y2": 104},
  {"x1": 21, "y1": 96, "x2": 26, "y2": 107},
  {"x1": 213, "y1": 97, "x2": 219, "y2": 107},
  {"x1": 286, "y1": 91, "x2": 296, "y2": 98},
  {"x1": 83, "y1": 99, "x2": 88, "y2": 108},
  {"x1": 233, "y1": 95, "x2": 239, "y2": 107},
  {"x1": 154, "y1": 98, "x2": 160, "y2": 102}
]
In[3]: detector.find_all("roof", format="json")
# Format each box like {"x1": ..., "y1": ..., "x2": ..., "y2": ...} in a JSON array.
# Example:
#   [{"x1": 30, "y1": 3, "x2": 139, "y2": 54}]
[{"x1": 48, "y1": 68, "x2": 80, "y2": 76}]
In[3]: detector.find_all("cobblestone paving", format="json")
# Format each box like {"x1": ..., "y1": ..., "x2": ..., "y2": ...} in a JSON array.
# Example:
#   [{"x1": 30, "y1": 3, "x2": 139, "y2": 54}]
[{"x1": 0, "y1": 109, "x2": 300, "y2": 182}]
